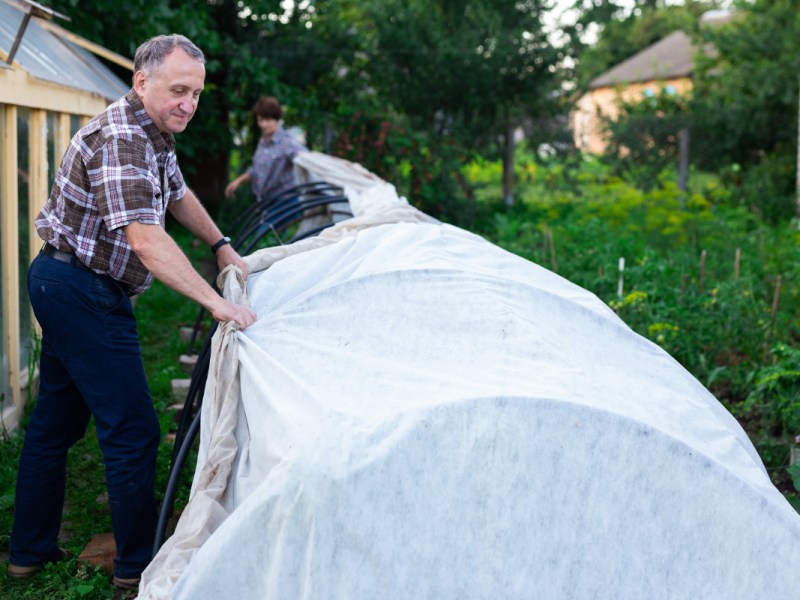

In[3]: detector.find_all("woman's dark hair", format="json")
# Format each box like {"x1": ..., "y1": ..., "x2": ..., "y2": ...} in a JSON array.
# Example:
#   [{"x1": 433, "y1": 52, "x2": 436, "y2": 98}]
[{"x1": 252, "y1": 96, "x2": 283, "y2": 120}]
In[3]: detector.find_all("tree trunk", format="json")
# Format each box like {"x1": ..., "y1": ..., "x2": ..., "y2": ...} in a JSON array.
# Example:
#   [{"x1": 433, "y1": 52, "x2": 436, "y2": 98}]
[
  {"x1": 678, "y1": 127, "x2": 690, "y2": 192},
  {"x1": 185, "y1": 154, "x2": 230, "y2": 216}
]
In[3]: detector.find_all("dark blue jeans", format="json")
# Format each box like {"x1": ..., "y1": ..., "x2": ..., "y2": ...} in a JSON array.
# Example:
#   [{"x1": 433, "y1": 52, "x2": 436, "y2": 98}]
[{"x1": 10, "y1": 252, "x2": 160, "y2": 579}]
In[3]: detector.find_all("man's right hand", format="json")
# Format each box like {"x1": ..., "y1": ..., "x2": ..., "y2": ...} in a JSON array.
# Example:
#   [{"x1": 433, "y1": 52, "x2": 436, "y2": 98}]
[{"x1": 210, "y1": 298, "x2": 257, "y2": 330}]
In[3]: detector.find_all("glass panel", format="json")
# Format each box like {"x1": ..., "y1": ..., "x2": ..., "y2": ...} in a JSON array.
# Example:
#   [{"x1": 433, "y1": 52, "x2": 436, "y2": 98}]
[
  {"x1": 70, "y1": 114, "x2": 81, "y2": 137},
  {"x1": 17, "y1": 107, "x2": 31, "y2": 374}
]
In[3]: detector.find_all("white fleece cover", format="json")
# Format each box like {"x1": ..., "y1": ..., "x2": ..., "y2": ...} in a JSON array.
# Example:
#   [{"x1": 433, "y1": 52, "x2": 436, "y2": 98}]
[{"x1": 139, "y1": 159, "x2": 800, "y2": 600}]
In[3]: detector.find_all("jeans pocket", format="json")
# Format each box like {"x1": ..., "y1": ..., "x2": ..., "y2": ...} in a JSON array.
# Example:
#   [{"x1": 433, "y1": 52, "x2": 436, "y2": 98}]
[{"x1": 92, "y1": 276, "x2": 126, "y2": 312}]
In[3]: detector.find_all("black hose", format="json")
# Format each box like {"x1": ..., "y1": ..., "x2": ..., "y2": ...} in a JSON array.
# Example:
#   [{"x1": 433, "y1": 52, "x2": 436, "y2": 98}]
[{"x1": 153, "y1": 406, "x2": 202, "y2": 556}]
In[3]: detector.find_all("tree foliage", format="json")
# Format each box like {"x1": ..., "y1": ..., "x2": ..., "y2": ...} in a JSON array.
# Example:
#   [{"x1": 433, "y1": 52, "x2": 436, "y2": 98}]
[
  {"x1": 689, "y1": 0, "x2": 800, "y2": 220},
  {"x1": 602, "y1": 88, "x2": 690, "y2": 189},
  {"x1": 691, "y1": 0, "x2": 800, "y2": 166},
  {"x1": 46, "y1": 0, "x2": 279, "y2": 208},
  {"x1": 566, "y1": 0, "x2": 723, "y2": 91}
]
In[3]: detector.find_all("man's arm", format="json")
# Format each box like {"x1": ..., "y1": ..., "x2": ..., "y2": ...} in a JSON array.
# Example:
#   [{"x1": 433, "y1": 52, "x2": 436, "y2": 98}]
[
  {"x1": 168, "y1": 188, "x2": 249, "y2": 278},
  {"x1": 225, "y1": 172, "x2": 251, "y2": 198},
  {"x1": 124, "y1": 221, "x2": 256, "y2": 329}
]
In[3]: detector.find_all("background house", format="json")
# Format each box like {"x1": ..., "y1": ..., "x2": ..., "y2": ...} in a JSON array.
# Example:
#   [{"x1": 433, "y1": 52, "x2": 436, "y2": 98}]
[
  {"x1": 571, "y1": 10, "x2": 731, "y2": 155},
  {"x1": 0, "y1": 0, "x2": 130, "y2": 431},
  {"x1": 571, "y1": 29, "x2": 696, "y2": 155}
]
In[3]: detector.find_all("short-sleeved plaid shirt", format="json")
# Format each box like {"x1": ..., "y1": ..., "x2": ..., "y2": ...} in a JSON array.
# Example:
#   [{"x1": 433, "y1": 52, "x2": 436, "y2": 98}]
[{"x1": 36, "y1": 89, "x2": 187, "y2": 295}]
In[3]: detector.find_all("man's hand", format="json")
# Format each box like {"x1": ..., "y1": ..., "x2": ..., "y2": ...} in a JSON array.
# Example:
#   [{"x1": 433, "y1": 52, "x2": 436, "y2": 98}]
[
  {"x1": 124, "y1": 222, "x2": 257, "y2": 329},
  {"x1": 210, "y1": 297, "x2": 257, "y2": 330},
  {"x1": 216, "y1": 244, "x2": 249, "y2": 279}
]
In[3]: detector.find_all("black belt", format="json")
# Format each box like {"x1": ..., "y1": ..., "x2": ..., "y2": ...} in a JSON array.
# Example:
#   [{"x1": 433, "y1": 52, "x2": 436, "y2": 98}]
[{"x1": 41, "y1": 243, "x2": 91, "y2": 271}]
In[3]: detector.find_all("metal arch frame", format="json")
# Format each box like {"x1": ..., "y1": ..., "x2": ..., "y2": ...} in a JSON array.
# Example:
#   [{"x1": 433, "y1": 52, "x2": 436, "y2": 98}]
[{"x1": 154, "y1": 180, "x2": 352, "y2": 555}]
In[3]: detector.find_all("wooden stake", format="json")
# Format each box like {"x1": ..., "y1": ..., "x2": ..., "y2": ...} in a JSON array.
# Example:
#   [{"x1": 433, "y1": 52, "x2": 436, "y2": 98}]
[
  {"x1": 771, "y1": 275, "x2": 783, "y2": 320},
  {"x1": 542, "y1": 224, "x2": 549, "y2": 264},
  {"x1": 617, "y1": 257, "x2": 625, "y2": 298},
  {"x1": 699, "y1": 249, "x2": 707, "y2": 292},
  {"x1": 548, "y1": 229, "x2": 558, "y2": 273},
  {"x1": 734, "y1": 247, "x2": 741, "y2": 280}
]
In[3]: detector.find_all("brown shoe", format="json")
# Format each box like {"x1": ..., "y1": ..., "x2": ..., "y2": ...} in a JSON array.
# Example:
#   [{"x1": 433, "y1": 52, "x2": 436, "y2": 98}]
[
  {"x1": 7, "y1": 547, "x2": 71, "y2": 579},
  {"x1": 112, "y1": 576, "x2": 141, "y2": 590}
]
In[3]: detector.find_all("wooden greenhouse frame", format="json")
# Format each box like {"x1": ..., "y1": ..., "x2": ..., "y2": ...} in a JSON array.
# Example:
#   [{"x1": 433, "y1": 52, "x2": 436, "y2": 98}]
[{"x1": 0, "y1": 0, "x2": 131, "y2": 430}]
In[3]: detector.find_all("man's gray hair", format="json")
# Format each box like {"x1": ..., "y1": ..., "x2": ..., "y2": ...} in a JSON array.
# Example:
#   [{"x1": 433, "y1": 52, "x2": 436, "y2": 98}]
[{"x1": 134, "y1": 34, "x2": 205, "y2": 77}]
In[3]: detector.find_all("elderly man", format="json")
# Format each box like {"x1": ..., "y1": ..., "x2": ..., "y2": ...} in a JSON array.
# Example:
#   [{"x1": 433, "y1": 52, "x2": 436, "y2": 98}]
[{"x1": 7, "y1": 34, "x2": 256, "y2": 592}]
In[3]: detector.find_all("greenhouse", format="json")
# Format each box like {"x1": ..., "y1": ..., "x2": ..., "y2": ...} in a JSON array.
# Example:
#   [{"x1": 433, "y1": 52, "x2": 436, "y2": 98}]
[{"x1": 0, "y1": 0, "x2": 128, "y2": 429}]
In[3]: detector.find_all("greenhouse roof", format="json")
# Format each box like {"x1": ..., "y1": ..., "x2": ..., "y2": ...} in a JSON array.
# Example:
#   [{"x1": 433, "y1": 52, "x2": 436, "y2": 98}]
[{"x1": 0, "y1": 0, "x2": 129, "y2": 102}]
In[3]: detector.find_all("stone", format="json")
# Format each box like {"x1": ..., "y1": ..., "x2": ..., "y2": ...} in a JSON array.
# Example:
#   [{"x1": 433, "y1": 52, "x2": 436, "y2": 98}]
[
  {"x1": 78, "y1": 532, "x2": 115, "y2": 574},
  {"x1": 178, "y1": 354, "x2": 198, "y2": 374}
]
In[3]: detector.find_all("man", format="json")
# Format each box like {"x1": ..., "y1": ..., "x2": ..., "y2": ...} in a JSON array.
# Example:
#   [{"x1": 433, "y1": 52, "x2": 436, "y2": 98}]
[
  {"x1": 224, "y1": 96, "x2": 307, "y2": 202},
  {"x1": 7, "y1": 34, "x2": 256, "y2": 592}
]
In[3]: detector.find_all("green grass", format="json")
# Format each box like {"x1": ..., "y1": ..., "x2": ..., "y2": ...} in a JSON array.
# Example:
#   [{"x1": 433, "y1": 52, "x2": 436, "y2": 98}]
[{"x1": 0, "y1": 226, "x2": 210, "y2": 599}]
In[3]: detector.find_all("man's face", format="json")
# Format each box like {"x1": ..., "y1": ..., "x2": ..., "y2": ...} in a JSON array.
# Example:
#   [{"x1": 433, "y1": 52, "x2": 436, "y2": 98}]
[{"x1": 133, "y1": 48, "x2": 205, "y2": 134}]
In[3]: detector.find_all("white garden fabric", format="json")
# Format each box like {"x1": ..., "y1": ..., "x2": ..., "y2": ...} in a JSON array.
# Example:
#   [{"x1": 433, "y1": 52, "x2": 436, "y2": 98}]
[{"x1": 139, "y1": 154, "x2": 800, "y2": 599}]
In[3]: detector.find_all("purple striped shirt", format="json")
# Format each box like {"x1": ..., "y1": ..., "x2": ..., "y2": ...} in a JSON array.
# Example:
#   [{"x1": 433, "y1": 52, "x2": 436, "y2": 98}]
[
  {"x1": 36, "y1": 89, "x2": 186, "y2": 295},
  {"x1": 247, "y1": 127, "x2": 306, "y2": 200}
]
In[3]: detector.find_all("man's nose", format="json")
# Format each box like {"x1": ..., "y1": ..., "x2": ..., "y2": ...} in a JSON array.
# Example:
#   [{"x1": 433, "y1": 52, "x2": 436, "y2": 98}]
[{"x1": 179, "y1": 96, "x2": 197, "y2": 113}]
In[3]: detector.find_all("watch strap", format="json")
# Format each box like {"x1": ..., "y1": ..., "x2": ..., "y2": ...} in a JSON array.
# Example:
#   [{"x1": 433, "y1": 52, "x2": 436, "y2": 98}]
[{"x1": 211, "y1": 236, "x2": 231, "y2": 254}]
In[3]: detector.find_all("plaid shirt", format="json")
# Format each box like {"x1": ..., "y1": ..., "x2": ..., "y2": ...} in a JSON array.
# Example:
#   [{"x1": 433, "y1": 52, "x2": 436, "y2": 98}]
[
  {"x1": 247, "y1": 127, "x2": 306, "y2": 200},
  {"x1": 36, "y1": 89, "x2": 186, "y2": 295}
]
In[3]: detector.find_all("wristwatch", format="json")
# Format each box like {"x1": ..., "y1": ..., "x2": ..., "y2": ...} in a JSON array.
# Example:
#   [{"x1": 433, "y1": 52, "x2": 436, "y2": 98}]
[{"x1": 211, "y1": 236, "x2": 231, "y2": 254}]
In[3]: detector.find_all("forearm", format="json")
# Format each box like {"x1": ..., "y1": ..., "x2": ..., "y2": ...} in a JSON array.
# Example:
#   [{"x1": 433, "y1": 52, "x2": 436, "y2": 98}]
[
  {"x1": 125, "y1": 221, "x2": 223, "y2": 312},
  {"x1": 168, "y1": 188, "x2": 250, "y2": 279},
  {"x1": 225, "y1": 172, "x2": 251, "y2": 198},
  {"x1": 169, "y1": 188, "x2": 224, "y2": 247},
  {"x1": 233, "y1": 172, "x2": 251, "y2": 186}
]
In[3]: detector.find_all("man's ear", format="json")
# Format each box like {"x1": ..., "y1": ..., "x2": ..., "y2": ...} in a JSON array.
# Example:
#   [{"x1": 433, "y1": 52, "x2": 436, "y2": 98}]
[{"x1": 133, "y1": 71, "x2": 147, "y2": 96}]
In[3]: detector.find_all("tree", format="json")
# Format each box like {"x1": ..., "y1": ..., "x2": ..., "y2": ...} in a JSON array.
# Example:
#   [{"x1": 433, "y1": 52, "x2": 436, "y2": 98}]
[
  {"x1": 362, "y1": 0, "x2": 562, "y2": 206},
  {"x1": 602, "y1": 87, "x2": 691, "y2": 190},
  {"x1": 690, "y1": 0, "x2": 800, "y2": 220},
  {"x1": 47, "y1": 0, "x2": 280, "y2": 210}
]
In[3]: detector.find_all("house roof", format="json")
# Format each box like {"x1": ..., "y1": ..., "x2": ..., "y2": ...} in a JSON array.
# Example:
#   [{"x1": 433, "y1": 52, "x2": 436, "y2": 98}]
[
  {"x1": 0, "y1": 0, "x2": 129, "y2": 101},
  {"x1": 589, "y1": 30, "x2": 696, "y2": 89}
]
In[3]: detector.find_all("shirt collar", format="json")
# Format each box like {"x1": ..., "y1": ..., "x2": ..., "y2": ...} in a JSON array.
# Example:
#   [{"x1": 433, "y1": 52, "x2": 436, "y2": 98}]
[{"x1": 125, "y1": 89, "x2": 176, "y2": 154}]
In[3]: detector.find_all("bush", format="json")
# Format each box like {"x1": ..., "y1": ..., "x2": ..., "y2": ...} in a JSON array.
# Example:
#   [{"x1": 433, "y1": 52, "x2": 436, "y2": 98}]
[{"x1": 468, "y1": 153, "x2": 800, "y2": 499}]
